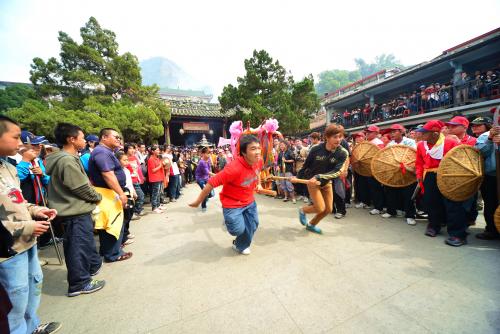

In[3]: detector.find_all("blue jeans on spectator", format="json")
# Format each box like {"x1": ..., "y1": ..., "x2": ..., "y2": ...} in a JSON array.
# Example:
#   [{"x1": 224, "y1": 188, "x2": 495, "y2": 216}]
[
  {"x1": 133, "y1": 183, "x2": 144, "y2": 214},
  {"x1": 58, "y1": 213, "x2": 102, "y2": 294},
  {"x1": 196, "y1": 179, "x2": 209, "y2": 209},
  {"x1": 150, "y1": 181, "x2": 162, "y2": 210},
  {"x1": 168, "y1": 175, "x2": 180, "y2": 200},
  {"x1": 223, "y1": 201, "x2": 259, "y2": 251},
  {"x1": 98, "y1": 221, "x2": 125, "y2": 262},
  {"x1": 0, "y1": 246, "x2": 42, "y2": 334}
]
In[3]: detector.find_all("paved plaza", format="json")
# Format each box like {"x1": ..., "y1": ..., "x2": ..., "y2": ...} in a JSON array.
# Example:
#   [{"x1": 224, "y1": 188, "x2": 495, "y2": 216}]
[{"x1": 38, "y1": 184, "x2": 500, "y2": 334}]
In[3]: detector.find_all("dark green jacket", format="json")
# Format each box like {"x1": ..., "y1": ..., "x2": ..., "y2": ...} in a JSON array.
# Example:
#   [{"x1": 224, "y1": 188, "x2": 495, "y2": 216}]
[{"x1": 45, "y1": 150, "x2": 101, "y2": 217}]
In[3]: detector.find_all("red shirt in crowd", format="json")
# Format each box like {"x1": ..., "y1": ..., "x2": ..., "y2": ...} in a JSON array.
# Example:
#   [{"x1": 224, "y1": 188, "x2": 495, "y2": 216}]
[
  {"x1": 415, "y1": 137, "x2": 459, "y2": 180},
  {"x1": 208, "y1": 156, "x2": 263, "y2": 208},
  {"x1": 147, "y1": 156, "x2": 164, "y2": 183},
  {"x1": 460, "y1": 134, "x2": 477, "y2": 146},
  {"x1": 127, "y1": 155, "x2": 143, "y2": 184}
]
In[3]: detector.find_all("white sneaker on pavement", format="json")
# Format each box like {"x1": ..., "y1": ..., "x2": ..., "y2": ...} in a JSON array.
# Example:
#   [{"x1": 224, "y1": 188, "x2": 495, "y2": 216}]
[
  {"x1": 406, "y1": 218, "x2": 417, "y2": 225},
  {"x1": 241, "y1": 247, "x2": 251, "y2": 255},
  {"x1": 334, "y1": 213, "x2": 345, "y2": 219},
  {"x1": 232, "y1": 244, "x2": 251, "y2": 255},
  {"x1": 355, "y1": 202, "x2": 365, "y2": 209},
  {"x1": 369, "y1": 209, "x2": 381, "y2": 215},
  {"x1": 381, "y1": 213, "x2": 392, "y2": 218}
]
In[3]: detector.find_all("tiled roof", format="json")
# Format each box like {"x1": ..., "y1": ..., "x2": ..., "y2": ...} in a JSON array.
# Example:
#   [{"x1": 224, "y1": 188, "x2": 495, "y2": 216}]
[{"x1": 167, "y1": 100, "x2": 234, "y2": 118}]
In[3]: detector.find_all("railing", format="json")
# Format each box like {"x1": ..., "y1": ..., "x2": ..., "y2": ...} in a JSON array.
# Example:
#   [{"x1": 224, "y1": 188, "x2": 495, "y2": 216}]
[{"x1": 334, "y1": 78, "x2": 499, "y2": 128}]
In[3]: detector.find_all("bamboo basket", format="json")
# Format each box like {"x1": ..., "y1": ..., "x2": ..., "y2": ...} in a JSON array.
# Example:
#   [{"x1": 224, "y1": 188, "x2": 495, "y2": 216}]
[
  {"x1": 351, "y1": 141, "x2": 380, "y2": 177},
  {"x1": 371, "y1": 145, "x2": 417, "y2": 187},
  {"x1": 437, "y1": 145, "x2": 484, "y2": 202}
]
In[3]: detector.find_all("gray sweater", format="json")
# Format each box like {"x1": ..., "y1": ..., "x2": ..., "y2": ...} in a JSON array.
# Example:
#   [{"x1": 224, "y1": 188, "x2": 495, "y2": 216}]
[{"x1": 45, "y1": 150, "x2": 101, "y2": 217}]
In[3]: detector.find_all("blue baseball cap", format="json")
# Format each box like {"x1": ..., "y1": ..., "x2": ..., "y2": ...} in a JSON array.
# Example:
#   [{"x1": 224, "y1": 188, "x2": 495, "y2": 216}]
[
  {"x1": 21, "y1": 131, "x2": 47, "y2": 145},
  {"x1": 85, "y1": 134, "x2": 99, "y2": 142}
]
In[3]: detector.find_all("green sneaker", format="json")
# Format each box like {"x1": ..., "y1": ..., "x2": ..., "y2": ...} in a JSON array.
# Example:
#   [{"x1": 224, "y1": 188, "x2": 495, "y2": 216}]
[{"x1": 306, "y1": 223, "x2": 322, "y2": 234}]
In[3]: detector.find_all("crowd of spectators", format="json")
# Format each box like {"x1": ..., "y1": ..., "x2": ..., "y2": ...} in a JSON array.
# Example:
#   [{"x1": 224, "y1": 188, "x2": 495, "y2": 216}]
[{"x1": 332, "y1": 66, "x2": 500, "y2": 128}]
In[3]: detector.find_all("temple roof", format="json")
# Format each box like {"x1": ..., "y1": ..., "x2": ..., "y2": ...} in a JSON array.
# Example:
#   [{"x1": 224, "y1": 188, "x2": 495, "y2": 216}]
[{"x1": 167, "y1": 100, "x2": 234, "y2": 118}]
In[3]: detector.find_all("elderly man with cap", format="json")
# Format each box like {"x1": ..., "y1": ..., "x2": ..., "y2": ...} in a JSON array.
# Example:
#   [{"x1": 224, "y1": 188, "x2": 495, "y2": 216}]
[
  {"x1": 445, "y1": 116, "x2": 477, "y2": 146},
  {"x1": 447, "y1": 116, "x2": 480, "y2": 225},
  {"x1": 415, "y1": 120, "x2": 467, "y2": 246},
  {"x1": 365, "y1": 125, "x2": 385, "y2": 215},
  {"x1": 474, "y1": 118, "x2": 499, "y2": 240},
  {"x1": 381, "y1": 124, "x2": 418, "y2": 225},
  {"x1": 470, "y1": 116, "x2": 492, "y2": 138}
]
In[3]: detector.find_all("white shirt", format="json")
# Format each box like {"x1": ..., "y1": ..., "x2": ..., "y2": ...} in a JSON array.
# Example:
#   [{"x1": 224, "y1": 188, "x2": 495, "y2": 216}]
[
  {"x1": 166, "y1": 154, "x2": 180, "y2": 175},
  {"x1": 387, "y1": 137, "x2": 416, "y2": 149},
  {"x1": 123, "y1": 167, "x2": 137, "y2": 197},
  {"x1": 370, "y1": 138, "x2": 384, "y2": 147}
]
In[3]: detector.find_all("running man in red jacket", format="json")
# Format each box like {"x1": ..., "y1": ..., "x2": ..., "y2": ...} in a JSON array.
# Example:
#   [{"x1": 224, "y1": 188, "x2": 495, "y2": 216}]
[{"x1": 189, "y1": 135, "x2": 263, "y2": 255}]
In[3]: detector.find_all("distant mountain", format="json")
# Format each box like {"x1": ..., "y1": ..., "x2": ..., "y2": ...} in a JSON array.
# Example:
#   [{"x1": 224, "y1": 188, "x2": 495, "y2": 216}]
[{"x1": 140, "y1": 57, "x2": 211, "y2": 94}]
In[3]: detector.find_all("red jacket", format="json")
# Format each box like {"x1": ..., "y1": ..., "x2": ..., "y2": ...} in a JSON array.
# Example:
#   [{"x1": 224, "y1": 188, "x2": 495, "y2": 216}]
[
  {"x1": 208, "y1": 156, "x2": 263, "y2": 208},
  {"x1": 460, "y1": 134, "x2": 477, "y2": 146},
  {"x1": 415, "y1": 138, "x2": 458, "y2": 180},
  {"x1": 147, "y1": 156, "x2": 164, "y2": 183}
]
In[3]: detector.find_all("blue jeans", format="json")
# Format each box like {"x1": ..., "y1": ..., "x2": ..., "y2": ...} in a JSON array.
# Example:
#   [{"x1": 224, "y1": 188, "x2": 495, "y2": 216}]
[
  {"x1": 98, "y1": 221, "x2": 125, "y2": 262},
  {"x1": 58, "y1": 213, "x2": 102, "y2": 293},
  {"x1": 133, "y1": 183, "x2": 145, "y2": 214},
  {"x1": 0, "y1": 246, "x2": 42, "y2": 334},
  {"x1": 150, "y1": 181, "x2": 162, "y2": 210},
  {"x1": 168, "y1": 175, "x2": 180, "y2": 200},
  {"x1": 196, "y1": 179, "x2": 209, "y2": 209},
  {"x1": 223, "y1": 201, "x2": 259, "y2": 251}
]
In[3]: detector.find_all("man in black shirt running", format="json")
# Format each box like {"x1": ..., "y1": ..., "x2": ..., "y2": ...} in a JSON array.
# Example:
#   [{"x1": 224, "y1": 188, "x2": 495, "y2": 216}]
[{"x1": 296, "y1": 124, "x2": 348, "y2": 234}]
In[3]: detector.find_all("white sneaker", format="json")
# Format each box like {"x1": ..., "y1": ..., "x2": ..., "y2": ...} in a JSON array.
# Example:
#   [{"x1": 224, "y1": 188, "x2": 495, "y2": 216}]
[
  {"x1": 396, "y1": 210, "x2": 405, "y2": 217},
  {"x1": 303, "y1": 197, "x2": 309, "y2": 203},
  {"x1": 152, "y1": 208, "x2": 163, "y2": 214},
  {"x1": 296, "y1": 196, "x2": 303, "y2": 201},
  {"x1": 334, "y1": 213, "x2": 345, "y2": 219},
  {"x1": 406, "y1": 218, "x2": 417, "y2": 226},
  {"x1": 241, "y1": 247, "x2": 251, "y2": 255},
  {"x1": 369, "y1": 209, "x2": 381, "y2": 215},
  {"x1": 355, "y1": 202, "x2": 365, "y2": 209},
  {"x1": 232, "y1": 244, "x2": 251, "y2": 255},
  {"x1": 381, "y1": 213, "x2": 392, "y2": 218}
]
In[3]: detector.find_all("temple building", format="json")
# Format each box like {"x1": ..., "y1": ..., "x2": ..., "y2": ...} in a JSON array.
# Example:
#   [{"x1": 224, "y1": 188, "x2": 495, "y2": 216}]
[{"x1": 160, "y1": 88, "x2": 234, "y2": 146}]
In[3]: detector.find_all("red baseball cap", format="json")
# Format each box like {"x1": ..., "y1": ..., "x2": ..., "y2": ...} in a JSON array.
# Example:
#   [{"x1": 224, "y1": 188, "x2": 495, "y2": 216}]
[
  {"x1": 416, "y1": 120, "x2": 445, "y2": 132},
  {"x1": 352, "y1": 132, "x2": 365, "y2": 138},
  {"x1": 445, "y1": 116, "x2": 469, "y2": 127},
  {"x1": 366, "y1": 125, "x2": 380, "y2": 132},
  {"x1": 389, "y1": 124, "x2": 406, "y2": 131}
]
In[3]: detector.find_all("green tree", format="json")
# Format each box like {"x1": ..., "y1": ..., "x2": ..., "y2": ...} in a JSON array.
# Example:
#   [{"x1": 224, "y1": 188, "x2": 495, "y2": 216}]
[
  {"x1": 0, "y1": 84, "x2": 37, "y2": 112},
  {"x1": 354, "y1": 53, "x2": 403, "y2": 78},
  {"x1": 30, "y1": 17, "x2": 142, "y2": 107},
  {"x1": 5, "y1": 99, "x2": 116, "y2": 141},
  {"x1": 315, "y1": 69, "x2": 361, "y2": 96},
  {"x1": 219, "y1": 50, "x2": 319, "y2": 134},
  {"x1": 26, "y1": 16, "x2": 170, "y2": 142}
]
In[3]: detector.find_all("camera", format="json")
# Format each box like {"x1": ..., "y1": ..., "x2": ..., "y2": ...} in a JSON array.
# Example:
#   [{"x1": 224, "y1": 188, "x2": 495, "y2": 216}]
[{"x1": 123, "y1": 188, "x2": 135, "y2": 209}]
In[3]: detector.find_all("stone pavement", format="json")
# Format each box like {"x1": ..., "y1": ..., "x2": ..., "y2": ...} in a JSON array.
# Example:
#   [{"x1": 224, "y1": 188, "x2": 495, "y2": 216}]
[{"x1": 38, "y1": 184, "x2": 500, "y2": 334}]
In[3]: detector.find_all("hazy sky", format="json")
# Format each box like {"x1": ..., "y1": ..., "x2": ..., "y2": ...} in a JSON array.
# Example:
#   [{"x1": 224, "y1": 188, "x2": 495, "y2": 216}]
[{"x1": 1, "y1": 0, "x2": 499, "y2": 99}]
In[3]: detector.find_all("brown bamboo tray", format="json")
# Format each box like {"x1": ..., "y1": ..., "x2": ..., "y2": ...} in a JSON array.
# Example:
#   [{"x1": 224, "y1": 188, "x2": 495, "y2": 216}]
[
  {"x1": 351, "y1": 142, "x2": 380, "y2": 177},
  {"x1": 495, "y1": 205, "x2": 500, "y2": 233},
  {"x1": 371, "y1": 145, "x2": 417, "y2": 187},
  {"x1": 437, "y1": 145, "x2": 484, "y2": 202}
]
